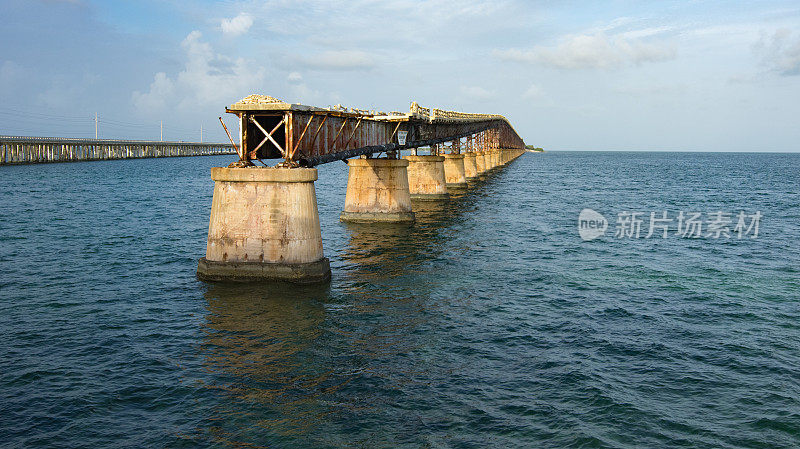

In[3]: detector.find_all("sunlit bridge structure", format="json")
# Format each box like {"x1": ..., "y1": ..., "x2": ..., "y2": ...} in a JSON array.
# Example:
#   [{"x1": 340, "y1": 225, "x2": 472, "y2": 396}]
[
  {"x1": 225, "y1": 95, "x2": 525, "y2": 167},
  {"x1": 197, "y1": 95, "x2": 528, "y2": 284}
]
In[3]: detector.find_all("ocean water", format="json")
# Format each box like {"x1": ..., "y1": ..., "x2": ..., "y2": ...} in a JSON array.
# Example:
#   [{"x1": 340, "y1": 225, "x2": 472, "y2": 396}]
[{"x1": 0, "y1": 151, "x2": 798, "y2": 448}]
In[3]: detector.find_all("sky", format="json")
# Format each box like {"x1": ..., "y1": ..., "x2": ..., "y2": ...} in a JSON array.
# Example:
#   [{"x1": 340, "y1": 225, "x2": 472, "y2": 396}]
[{"x1": 1, "y1": 0, "x2": 799, "y2": 151}]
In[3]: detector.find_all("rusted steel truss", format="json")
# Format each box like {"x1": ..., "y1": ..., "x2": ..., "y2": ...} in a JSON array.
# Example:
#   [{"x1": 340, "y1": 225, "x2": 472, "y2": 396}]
[{"x1": 225, "y1": 100, "x2": 525, "y2": 167}]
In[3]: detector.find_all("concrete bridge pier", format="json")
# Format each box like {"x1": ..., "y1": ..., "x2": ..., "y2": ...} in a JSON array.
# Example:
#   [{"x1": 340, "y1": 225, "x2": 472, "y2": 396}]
[
  {"x1": 476, "y1": 152, "x2": 487, "y2": 176},
  {"x1": 507, "y1": 149, "x2": 517, "y2": 163},
  {"x1": 485, "y1": 151, "x2": 496, "y2": 171},
  {"x1": 405, "y1": 155, "x2": 449, "y2": 200},
  {"x1": 463, "y1": 152, "x2": 478, "y2": 181},
  {"x1": 197, "y1": 167, "x2": 331, "y2": 284},
  {"x1": 340, "y1": 158, "x2": 415, "y2": 224},
  {"x1": 442, "y1": 153, "x2": 468, "y2": 190}
]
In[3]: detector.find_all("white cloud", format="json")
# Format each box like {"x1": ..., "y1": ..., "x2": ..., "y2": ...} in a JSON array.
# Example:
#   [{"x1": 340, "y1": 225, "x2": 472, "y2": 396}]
[
  {"x1": 619, "y1": 26, "x2": 674, "y2": 40},
  {"x1": 221, "y1": 13, "x2": 253, "y2": 36},
  {"x1": 613, "y1": 83, "x2": 687, "y2": 96},
  {"x1": 287, "y1": 71, "x2": 303, "y2": 83},
  {"x1": 36, "y1": 83, "x2": 84, "y2": 109},
  {"x1": 460, "y1": 86, "x2": 493, "y2": 101},
  {"x1": 494, "y1": 31, "x2": 676, "y2": 70},
  {"x1": 755, "y1": 28, "x2": 800, "y2": 76},
  {"x1": 291, "y1": 83, "x2": 322, "y2": 104},
  {"x1": 132, "y1": 72, "x2": 174, "y2": 111},
  {"x1": 132, "y1": 31, "x2": 265, "y2": 112},
  {"x1": 298, "y1": 50, "x2": 375, "y2": 71},
  {"x1": 254, "y1": 0, "x2": 514, "y2": 45},
  {"x1": 522, "y1": 84, "x2": 544, "y2": 100}
]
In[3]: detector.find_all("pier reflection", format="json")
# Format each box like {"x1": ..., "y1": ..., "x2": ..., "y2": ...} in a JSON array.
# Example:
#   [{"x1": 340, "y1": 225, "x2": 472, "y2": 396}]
[
  {"x1": 200, "y1": 282, "x2": 338, "y2": 445},
  {"x1": 199, "y1": 279, "x2": 441, "y2": 446},
  {"x1": 338, "y1": 187, "x2": 479, "y2": 278},
  {"x1": 196, "y1": 185, "x2": 490, "y2": 446}
]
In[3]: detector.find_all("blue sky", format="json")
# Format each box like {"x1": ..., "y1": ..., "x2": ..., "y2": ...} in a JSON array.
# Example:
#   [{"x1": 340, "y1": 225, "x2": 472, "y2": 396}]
[{"x1": 1, "y1": 0, "x2": 799, "y2": 151}]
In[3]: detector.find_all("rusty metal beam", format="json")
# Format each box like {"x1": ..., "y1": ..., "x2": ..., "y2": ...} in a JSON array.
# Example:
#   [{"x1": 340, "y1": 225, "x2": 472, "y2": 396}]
[{"x1": 298, "y1": 123, "x2": 493, "y2": 167}]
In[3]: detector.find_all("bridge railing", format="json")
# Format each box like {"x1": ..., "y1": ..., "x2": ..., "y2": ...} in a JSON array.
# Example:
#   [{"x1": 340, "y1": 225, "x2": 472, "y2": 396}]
[{"x1": 409, "y1": 102, "x2": 507, "y2": 123}]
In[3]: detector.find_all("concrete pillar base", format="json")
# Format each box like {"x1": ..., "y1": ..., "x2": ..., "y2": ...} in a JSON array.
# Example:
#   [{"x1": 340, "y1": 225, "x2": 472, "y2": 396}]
[
  {"x1": 489, "y1": 151, "x2": 499, "y2": 169},
  {"x1": 410, "y1": 193, "x2": 450, "y2": 201},
  {"x1": 199, "y1": 167, "x2": 330, "y2": 284},
  {"x1": 442, "y1": 153, "x2": 467, "y2": 190},
  {"x1": 340, "y1": 211, "x2": 415, "y2": 224},
  {"x1": 197, "y1": 257, "x2": 331, "y2": 284},
  {"x1": 406, "y1": 154, "x2": 448, "y2": 200},
  {"x1": 463, "y1": 152, "x2": 478, "y2": 181},
  {"x1": 341, "y1": 158, "x2": 415, "y2": 224},
  {"x1": 475, "y1": 152, "x2": 488, "y2": 175}
]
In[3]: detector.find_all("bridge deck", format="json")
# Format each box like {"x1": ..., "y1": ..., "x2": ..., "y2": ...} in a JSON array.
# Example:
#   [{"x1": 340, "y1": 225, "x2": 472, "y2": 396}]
[{"x1": 225, "y1": 96, "x2": 525, "y2": 167}]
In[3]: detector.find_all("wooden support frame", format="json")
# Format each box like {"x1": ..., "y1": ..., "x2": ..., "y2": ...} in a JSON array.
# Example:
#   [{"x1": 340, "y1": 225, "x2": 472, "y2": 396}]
[{"x1": 249, "y1": 115, "x2": 286, "y2": 158}]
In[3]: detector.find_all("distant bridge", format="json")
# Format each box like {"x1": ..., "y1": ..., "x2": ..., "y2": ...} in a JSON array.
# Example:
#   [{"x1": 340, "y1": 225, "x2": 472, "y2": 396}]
[
  {"x1": 0, "y1": 136, "x2": 235, "y2": 165},
  {"x1": 226, "y1": 95, "x2": 526, "y2": 167}
]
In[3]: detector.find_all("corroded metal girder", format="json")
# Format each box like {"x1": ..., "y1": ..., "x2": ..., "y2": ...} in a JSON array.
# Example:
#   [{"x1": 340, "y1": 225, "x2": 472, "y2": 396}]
[{"x1": 225, "y1": 99, "x2": 525, "y2": 167}]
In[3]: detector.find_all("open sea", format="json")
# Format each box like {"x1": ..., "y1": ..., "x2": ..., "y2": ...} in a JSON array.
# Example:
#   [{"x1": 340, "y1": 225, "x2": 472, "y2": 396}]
[{"x1": 1, "y1": 151, "x2": 798, "y2": 448}]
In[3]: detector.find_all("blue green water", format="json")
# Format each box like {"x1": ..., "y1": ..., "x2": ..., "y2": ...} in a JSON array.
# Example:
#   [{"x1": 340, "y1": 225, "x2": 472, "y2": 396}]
[{"x1": 1, "y1": 152, "x2": 798, "y2": 448}]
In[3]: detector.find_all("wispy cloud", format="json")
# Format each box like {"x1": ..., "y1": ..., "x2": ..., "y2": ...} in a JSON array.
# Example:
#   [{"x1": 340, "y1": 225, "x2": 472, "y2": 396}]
[
  {"x1": 460, "y1": 86, "x2": 494, "y2": 101},
  {"x1": 221, "y1": 13, "x2": 253, "y2": 36},
  {"x1": 297, "y1": 50, "x2": 375, "y2": 71},
  {"x1": 494, "y1": 31, "x2": 676, "y2": 69},
  {"x1": 522, "y1": 84, "x2": 544, "y2": 100},
  {"x1": 132, "y1": 31, "x2": 265, "y2": 112},
  {"x1": 754, "y1": 28, "x2": 800, "y2": 75}
]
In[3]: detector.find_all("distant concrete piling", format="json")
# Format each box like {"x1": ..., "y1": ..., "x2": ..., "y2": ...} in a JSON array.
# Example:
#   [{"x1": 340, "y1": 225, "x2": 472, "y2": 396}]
[
  {"x1": 442, "y1": 153, "x2": 468, "y2": 190},
  {"x1": 463, "y1": 152, "x2": 478, "y2": 181},
  {"x1": 476, "y1": 152, "x2": 488, "y2": 175},
  {"x1": 405, "y1": 155, "x2": 449, "y2": 200},
  {"x1": 340, "y1": 158, "x2": 415, "y2": 224},
  {"x1": 489, "y1": 150, "x2": 500, "y2": 170},
  {"x1": 0, "y1": 136, "x2": 235, "y2": 165}
]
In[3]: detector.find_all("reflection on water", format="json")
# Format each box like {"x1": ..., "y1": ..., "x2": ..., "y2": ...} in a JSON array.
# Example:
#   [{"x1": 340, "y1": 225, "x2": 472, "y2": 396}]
[
  {"x1": 200, "y1": 283, "x2": 336, "y2": 445},
  {"x1": 199, "y1": 279, "x2": 445, "y2": 446},
  {"x1": 196, "y1": 175, "x2": 499, "y2": 446},
  {"x1": 337, "y1": 180, "x2": 488, "y2": 281}
]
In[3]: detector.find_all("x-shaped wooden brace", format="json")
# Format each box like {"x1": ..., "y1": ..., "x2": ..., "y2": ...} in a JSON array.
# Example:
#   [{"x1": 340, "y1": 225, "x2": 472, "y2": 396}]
[{"x1": 249, "y1": 116, "x2": 286, "y2": 161}]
